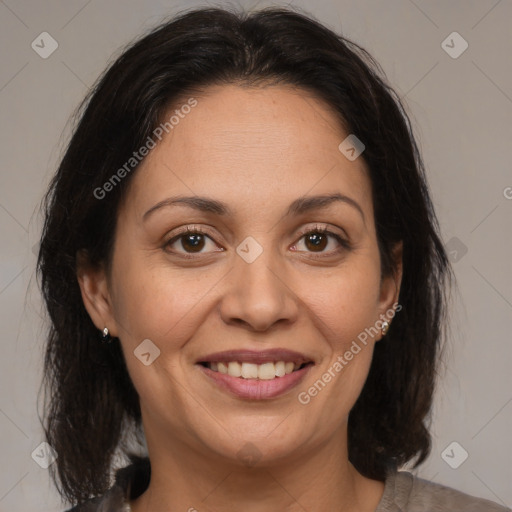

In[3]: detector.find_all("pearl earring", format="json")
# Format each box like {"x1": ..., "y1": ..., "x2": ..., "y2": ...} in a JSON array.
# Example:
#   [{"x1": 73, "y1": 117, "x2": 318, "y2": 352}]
[{"x1": 100, "y1": 327, "x2": 112, "y2": 343}]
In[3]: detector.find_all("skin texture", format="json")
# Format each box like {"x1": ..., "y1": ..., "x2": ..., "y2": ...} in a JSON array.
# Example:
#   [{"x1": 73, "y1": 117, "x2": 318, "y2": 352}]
[{"x1": 77, "y1": 84, "x2": 402, "y2": 512}]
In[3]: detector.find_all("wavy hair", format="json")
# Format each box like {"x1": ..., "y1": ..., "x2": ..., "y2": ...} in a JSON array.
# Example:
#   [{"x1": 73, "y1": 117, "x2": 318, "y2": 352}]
[{"x1": 37, "y1": 5, "x2": 452, "y2": 505}]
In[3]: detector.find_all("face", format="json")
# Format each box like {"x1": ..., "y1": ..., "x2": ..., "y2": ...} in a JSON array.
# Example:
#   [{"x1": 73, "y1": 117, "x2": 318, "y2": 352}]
[{"x1": 79, "y1": 84, "x2": 401, "y2": 467}]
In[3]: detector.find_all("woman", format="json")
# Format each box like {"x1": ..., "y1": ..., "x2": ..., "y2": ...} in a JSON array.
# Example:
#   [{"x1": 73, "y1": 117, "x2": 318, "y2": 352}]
[{"x1": 37, "y1": 6, "x2": 510, "y2": 512}]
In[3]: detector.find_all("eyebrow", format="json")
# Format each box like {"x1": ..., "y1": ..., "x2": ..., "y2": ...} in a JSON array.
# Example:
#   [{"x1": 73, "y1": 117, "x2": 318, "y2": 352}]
[{"x1": 142, "y1": 193, "x2": 365, "y2": 223}]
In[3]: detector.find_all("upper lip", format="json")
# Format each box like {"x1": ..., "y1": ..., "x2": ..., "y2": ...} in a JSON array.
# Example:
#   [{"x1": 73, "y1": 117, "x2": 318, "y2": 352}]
[{"x1": 197, "y1": 349, "x2": 314, "y2": 366}]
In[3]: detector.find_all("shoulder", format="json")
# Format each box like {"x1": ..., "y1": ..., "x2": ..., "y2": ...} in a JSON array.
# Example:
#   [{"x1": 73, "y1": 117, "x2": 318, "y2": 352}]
[
  {"x1": 64, "y1": 487, "x2": 128, "y2": 512},
  {"x1": 379, "y1": 469, "x2": 511, "y2": 512},
  {"x1": 64, "y1": 456, "x2": 150, "y2": 512}
]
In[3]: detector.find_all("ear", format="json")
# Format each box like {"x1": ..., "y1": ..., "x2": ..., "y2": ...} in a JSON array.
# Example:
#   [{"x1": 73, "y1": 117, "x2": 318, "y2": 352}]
[
  {"x1": 76, "y1": 250, "x2": 119, "y2": 337},
  {"x1": 376, "y1": 241, "x2": 403, "y2": 338}
]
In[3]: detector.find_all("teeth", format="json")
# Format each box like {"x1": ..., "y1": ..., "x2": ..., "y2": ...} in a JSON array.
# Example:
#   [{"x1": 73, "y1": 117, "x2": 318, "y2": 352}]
[
  {"x1": 206, "y1": 360, "x2": 306, "y2": 379},
  {"x1": 228, "y1": 361, "x2": 242, "y2": 378},
  {"x1": 240, "y1": 362, "x2": 258, "y2": 379},
  {"x1": 275, "y1": 361, "x2": 286, "y2": 377},
  {"x1": 258, "y1": 362, "x2": 275, "y2": 380}
]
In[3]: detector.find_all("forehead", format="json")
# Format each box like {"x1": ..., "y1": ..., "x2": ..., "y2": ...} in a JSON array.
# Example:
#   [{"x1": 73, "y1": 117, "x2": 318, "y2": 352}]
[{"x1": 121, "y1": 84, "x2": 373, "y2": 222}]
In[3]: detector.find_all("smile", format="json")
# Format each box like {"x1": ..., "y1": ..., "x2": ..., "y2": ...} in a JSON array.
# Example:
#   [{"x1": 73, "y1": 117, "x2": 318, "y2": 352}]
[{"x1": 196, "y1": 349, "x2": 315, "y2": 399}]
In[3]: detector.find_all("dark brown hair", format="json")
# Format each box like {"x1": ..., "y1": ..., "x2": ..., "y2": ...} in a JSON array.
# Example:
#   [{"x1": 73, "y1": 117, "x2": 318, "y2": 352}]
[{"x1": 37, "y1": 5, "x2": 452, "y2": 506}]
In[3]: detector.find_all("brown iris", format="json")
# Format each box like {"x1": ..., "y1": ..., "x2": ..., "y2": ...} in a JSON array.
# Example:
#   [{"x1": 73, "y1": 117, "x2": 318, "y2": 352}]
[
  {"x1": 304, "y1": 232, "x2": 328, "y2": 252},
  {"x1": 181, "y1": 233, "x2": 206, "y2": 253}
]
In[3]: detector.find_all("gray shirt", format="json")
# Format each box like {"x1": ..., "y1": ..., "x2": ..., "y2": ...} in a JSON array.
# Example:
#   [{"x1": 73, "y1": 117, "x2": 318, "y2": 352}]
[
  {"x1": 67, "y1": 458, "x2": 511, "y2": 511},
  {"x1": 376, "y1": 469, "x2": 510, "y2": 511}
]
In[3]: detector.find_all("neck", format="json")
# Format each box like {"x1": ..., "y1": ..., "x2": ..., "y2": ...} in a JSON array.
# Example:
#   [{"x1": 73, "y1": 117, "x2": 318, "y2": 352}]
[{"x1": 130, "y1": 426, "x2": 385, "y2": 512}]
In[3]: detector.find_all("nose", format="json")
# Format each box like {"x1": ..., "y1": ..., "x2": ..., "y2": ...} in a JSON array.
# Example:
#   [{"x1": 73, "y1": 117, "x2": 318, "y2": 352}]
[{"x1": 218, "y1": 246, "x2": 299, "y2": 333}]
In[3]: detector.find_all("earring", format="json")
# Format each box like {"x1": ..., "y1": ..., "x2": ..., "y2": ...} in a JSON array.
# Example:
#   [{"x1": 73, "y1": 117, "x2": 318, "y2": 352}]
[
  {"x1": 101, "y1": 327, "x2": 112, "y2": 343},
  {"x1": 381, "y1": 321, "x2": 390, "y2": 337}
]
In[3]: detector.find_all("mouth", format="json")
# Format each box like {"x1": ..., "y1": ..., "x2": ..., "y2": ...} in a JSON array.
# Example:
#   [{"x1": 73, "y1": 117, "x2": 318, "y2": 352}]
[{"x1": 196, "y1": 349, "x2": 315, "y2": 399}]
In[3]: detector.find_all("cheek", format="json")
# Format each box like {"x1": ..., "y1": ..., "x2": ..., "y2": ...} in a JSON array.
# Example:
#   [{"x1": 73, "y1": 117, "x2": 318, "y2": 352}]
[
  {"x1": 110, "y1": 258, "x2": 205, "y2": 414},
  {"x1": 110, "y1": 252, "x2": 209, "y2": 347},
  {"x1": 297, "y1": 257, "x2": 382, "y2": 349},
  {"x1": 295, "y1": 265, "x2": 381, "y2": 430}
]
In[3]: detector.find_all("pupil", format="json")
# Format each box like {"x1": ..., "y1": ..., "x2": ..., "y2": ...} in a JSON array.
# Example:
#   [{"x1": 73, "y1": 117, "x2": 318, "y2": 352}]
[
  {"x1": 183, "y1": 234, "x2": 204, "y2": 252},
  {"x1": 306, "y1": 233, "x2": 327, "y2": 251}
]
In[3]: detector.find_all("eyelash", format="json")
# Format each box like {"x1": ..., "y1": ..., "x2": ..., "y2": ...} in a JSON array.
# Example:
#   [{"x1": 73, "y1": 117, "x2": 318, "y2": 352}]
[{"x1": 163, "y1": 224, "x2": 350, "y2": 259}]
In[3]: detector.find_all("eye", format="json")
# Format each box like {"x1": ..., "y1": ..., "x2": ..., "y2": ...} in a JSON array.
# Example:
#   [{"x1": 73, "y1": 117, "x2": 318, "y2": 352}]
[
  {"x1": 291, "y1": 224, "x2": 350, "y2": 255},
  {"x1": 164, "y1": 224, "x2": 350, "y2": 258},
  {"x1": 164, "y1": 226, "x2": 223, "y2": 257}
]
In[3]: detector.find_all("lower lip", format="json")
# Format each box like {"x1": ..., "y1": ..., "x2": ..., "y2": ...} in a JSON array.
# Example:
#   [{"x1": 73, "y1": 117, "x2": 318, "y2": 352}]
[{"x1": 197, "y1": 364, "x2": 314, "y2": 400}]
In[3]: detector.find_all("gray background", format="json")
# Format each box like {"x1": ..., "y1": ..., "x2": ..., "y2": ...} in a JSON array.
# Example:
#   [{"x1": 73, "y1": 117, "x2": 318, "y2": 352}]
[{"x1": 0, "y1": 0, "x2": 511, "y2": 510}]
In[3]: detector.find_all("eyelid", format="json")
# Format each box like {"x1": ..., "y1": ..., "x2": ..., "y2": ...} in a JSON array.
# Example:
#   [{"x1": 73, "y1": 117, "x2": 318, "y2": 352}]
[
  {"x1": 294, "y1": 223, "x2": 348, "y2": 242},
  {"x1": 166, "y1": 224, "x2": 213, "y2": 239}
]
